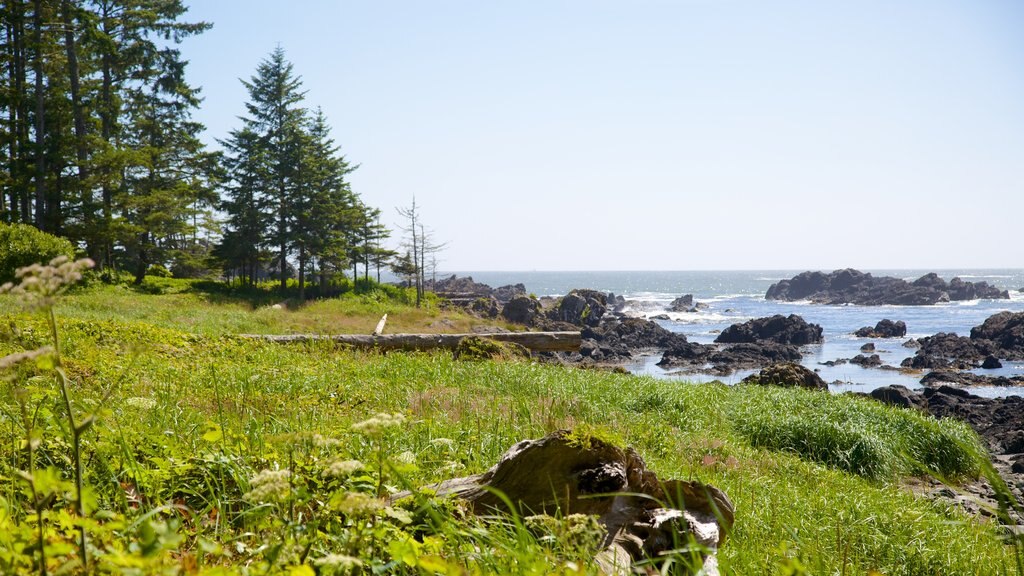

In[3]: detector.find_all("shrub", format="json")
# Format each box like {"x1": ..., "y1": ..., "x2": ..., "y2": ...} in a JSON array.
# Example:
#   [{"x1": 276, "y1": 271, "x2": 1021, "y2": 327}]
[
  {"x1": 0, "y1": 223, "x2": 76, "y2": 283},
  {"x1": 146, "y1": 264, "x2": 173, "y2": 278}
]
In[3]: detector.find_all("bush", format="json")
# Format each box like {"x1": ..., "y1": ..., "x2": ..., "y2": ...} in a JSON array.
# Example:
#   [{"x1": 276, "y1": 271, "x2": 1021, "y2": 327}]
[
  {"x1": 0, "y1": 223, "x2": 76, "y2": 283},
  {"x1": 146, "y1": 264, "x2": 173, "y2": 278}
]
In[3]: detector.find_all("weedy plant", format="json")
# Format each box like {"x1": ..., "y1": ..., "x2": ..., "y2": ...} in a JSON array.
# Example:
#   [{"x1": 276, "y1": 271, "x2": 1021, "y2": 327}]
[{"x1": 0, "y1": 257, "x2": 107, "y2": 573}]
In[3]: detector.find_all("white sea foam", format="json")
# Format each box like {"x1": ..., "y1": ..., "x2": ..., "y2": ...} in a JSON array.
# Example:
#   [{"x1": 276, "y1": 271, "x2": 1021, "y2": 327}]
[{"x1": 654, "y1": 311, "x2": 745, "y2": 324}]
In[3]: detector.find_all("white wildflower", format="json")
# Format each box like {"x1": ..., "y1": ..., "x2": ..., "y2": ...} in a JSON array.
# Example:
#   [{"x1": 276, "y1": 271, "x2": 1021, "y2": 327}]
[
  {"x1": 430, "y1": 437, "x2": 455, "y2": 449},
  {"x1": 331, "y1": 491, "x2": 384, "y2": 516},
  {"x1": 314, "y1": 553, "x2": 363, "y2": 572},
  {"x1": 350, "y1": 412, "x2": 405, "y2": 437},
  {"x1": 312, "y1": 433, "x2": 342, "y2": 448},
  {"x1": 322, "y1": 459, "x2": 364, "y2": 478},
  {"x1": 394, "y1": 451, "x2": 417, "y2": 465},
  {"x1": 125, "y1": 397, "x2": 157, "y2": 410},
  {"x1": 244, "y1": 469, "x2": 291, "y2": 503},
  {"x1": 0, "y1": 257, "x2": 94, "y2": 310}
]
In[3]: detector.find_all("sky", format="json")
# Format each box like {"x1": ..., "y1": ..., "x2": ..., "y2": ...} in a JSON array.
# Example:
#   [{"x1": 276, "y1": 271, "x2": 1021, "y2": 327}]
[{"x1": 176, "y1": 0, "x2": 1024, "y2": 271}]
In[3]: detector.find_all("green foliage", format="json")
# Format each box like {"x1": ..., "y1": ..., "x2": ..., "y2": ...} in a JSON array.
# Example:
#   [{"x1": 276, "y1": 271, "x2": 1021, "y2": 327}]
[
  {"x1": 0, "y1": 285, "x2": 1020, "y2": 574},
  {"x1": 730, "y1": 385, "x2": 981, "y2": 481},
  {"x1": 453, "y1": 336, "x2": 530, "y2": 361},
  {"x1": 0, "y1": 223, "x2": 76, "y2": 283},
  {"x1": 145, "y1": 264, "x2": 173, "y2": 278}
]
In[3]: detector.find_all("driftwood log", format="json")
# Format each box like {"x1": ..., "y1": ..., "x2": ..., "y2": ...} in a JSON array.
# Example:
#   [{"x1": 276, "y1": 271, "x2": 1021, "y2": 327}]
[
  {"x1": 398, "y1": 430, "x2": 734, "y2": 575},
  {"x1": 241, "y1": 331, "x2": 581, "y2": 353}
]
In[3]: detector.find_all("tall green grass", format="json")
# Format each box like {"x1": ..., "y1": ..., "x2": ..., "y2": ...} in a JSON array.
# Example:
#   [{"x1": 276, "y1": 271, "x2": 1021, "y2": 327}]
[{"x1": 0, "y1": 301, "x2": 1020, "y2": 574}]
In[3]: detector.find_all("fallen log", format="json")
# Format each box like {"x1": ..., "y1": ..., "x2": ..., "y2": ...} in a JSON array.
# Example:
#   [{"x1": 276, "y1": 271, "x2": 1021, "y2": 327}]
[
  {"x1": 392, "y1": 430, "x2": 734, "y2": 575},
  {"x1": 241, "y1": 331, "x2": 581, "y2": 352}
]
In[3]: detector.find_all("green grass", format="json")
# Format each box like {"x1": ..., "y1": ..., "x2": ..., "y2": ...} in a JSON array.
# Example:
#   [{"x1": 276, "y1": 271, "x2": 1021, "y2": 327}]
[
  {"x1": 0, "y1": 284, "x2": 1021, "y2": 575},
  {"x1": 0, "y1": 276, "x2": 508, "y2": 337}
]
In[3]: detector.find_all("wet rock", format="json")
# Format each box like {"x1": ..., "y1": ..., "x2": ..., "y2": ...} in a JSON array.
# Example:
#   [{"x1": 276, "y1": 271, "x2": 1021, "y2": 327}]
[
  {"x1": 970, "y1": 311, "x2": 1024, "y2": 360},
  {"x1": 581, "y1": 318, "x2": 691, "y2": 362},
  {"x1": 860, "y1": 342, "x2": 876, "y2": 352},
  {"x1": 742, "y1": 362, "x2": 828, "y2": 391},
  {"x1": 901, "y1": 332, "x2": 992, "y2": 370},
  {"x1": 854, "y1": 320, "x2": 907, "y2": 338},
  {"x1": 669, "y1": 294, "x2": 693, "y2": 311},
  {"x1": 982, "y1": 356, "x2": 1003, "y2": 370},
  {"x1": 850, "y1": 354, "x2": 882, "y2": 367},
  {"x1": 707, "y1": 342, "x2": 803, "y2": 371},
  {"x1": 920, "y1": 371, "x2": 1024, "y2": 388},
  {"x1": 714, "y1": 314, "x2": 823, "y2": 346},
  {"x1": 765, "y1": 269, "x2": 1008, "y2": 305}
]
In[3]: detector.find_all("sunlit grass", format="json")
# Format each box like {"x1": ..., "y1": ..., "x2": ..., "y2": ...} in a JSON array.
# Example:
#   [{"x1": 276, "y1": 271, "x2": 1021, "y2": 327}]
[{"x1": 0, "y1": 284, "x2": 1020, "y2": 574}]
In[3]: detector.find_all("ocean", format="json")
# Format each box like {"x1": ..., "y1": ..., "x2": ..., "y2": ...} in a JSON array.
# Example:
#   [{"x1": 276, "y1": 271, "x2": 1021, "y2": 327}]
[{"x1": 444, "y1": 269, "x2": 1024, "y2": 397}]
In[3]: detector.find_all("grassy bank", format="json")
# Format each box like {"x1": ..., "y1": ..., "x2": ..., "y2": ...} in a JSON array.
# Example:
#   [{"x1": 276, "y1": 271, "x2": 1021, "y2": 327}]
[{"x1": 0, "y1": 281, "x2": 1020, "y2": 574}]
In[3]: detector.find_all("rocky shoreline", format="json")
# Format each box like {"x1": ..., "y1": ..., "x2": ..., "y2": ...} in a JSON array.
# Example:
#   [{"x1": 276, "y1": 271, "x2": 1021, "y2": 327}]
[{"x1": 431, "y1": 272, "x2": 1024, "y2": 525}]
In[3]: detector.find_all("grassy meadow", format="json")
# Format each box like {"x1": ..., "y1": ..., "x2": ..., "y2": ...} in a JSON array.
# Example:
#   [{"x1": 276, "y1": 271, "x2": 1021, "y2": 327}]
[{"x1": 0, "y1": 276, "x2": 1021, "y2": 575}]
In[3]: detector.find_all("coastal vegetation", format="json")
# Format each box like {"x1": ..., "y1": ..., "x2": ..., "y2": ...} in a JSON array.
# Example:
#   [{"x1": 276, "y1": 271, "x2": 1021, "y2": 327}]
[{"x1": 0, "y1": 267, "x2": 1021, "y2": 574}]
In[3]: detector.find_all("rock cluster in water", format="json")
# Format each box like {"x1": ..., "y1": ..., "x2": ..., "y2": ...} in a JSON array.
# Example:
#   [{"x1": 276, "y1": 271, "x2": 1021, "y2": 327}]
[
  {"x1": 765, "y1": 269, "x2": 1009, "y2": 305},
  {"x1": 902, "y1": 311, "x2": 1024, "y2": 370}
]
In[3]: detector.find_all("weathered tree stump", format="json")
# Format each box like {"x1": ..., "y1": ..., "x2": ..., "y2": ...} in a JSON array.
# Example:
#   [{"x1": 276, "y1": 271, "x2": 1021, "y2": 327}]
[{"x1": 400, "y1": 430, "x2": 734, "y2": 575}]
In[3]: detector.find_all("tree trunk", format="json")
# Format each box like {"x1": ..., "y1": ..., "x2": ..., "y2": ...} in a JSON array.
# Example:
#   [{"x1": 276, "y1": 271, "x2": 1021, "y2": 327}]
[
  {"x1": 63, "y1": 0, "x2": 93, "y2": 252},
  {"x1": 32, "y1": 0, "x2": 46, "y2": 229},
  {"x1": 297, "y1": 243, "x2": 306, "y2": 301},
  {"x1": 100, "y1": 8, "x2": 114, "y2": 269}
]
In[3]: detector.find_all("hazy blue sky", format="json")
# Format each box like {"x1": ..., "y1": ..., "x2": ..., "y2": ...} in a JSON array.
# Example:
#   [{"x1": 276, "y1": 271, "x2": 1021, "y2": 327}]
[{"x1": 178, "y1": 1, "x2": 1024, "y2": 271}]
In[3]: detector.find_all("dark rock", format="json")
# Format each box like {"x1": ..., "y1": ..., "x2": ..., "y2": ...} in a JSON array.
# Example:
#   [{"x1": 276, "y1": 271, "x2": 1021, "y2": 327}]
[
  {"x1": 850, "y1": 354, "x2": 882, "y2": 367},
  {"x1": 742, "y1": 363, "x2": 828, "y2": 391},
  {"x1": 552, "y1": 289, "x2": 608, "y2": 327},
  {"x1": 707, "y1": 342, "x2": 803, "y2": 371},
  {"x1": 669, "y1": 294, "x2": 693, "y2": 311},
  {"x1": 854, "y1": 320, "x2": 907, "y2": 338},
  {"x1": 820, "y1": 359, "x2": 849, "y2": 367},
  {"x1": 581, "y1": 318, "x2": 691, "y2": 362},
  {"x1": 765, "y1": 269, "x2": 1008, "y2": 306},
  {"x1": 903, "y1": 338, "x2": 920, "y2": 348},
  {"x1": 870, "y1": 385, "x2": 925, "y2": 409},
  {"x1": 501, "y1": 296, "x2": 542, "y2": 326},
  {"x1": 901, "y1": 332, "x2": 992, "y2": 370},
  {"x1": 469, "y1": 296, "x2": 501, "y2": 318},
  {"x1": 860, "y1": 342, "x2": 876, "y2": 352},
  {"x1": 715, "y1": 314, "x2": 823, "y2": 346},
  {"x1": 492, "y1": 284, "x2": 527, "y2": 303},
  {"x1": 982, "y1": 355, "x2": 1003, "y2": 370},
  {"x1": 650, "y1": 314, "x2": 670, "y2": 321},
  {"x1": 920, "y1": 371, "x2": 1024, "y2": 388},
  {"x1": 970, "y1": 311, "x2": 1024, "y2": 360},
  {"x1": 1012, "y1": 456, "x2": 1024, "y2": 475}
]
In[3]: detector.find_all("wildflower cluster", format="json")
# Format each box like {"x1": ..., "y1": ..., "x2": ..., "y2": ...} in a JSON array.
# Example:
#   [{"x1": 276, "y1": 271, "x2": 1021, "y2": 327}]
[
  {"x1": 244, "y1": 469, "x2": 292, "y2": 503},
  {"x1": 322, "y1": 459, "x2": 364, "y2": 479},
  {"x1": 0, "y1": 256, "x2": 94, "y2": 310},
  {"x1": 351, "y1": 412, "x2": 406, "y2": 437}
]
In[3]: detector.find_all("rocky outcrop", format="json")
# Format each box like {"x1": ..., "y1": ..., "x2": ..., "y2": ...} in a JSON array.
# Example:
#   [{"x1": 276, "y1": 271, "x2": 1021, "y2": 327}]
[
  {"x1": 501, "y1": 296, "x2": 543, "y2": 326},
  {"x1": 850, "y1": 354, "x2": 882, "y2": 367},
  {"x1": 714, "y1": 314, "x2": 823, "y2": 346},
  {"x1": 901, "y1": 312, "x2": 1024, "y2": 369},
  {"x1": 860, "y1": 343, "x2": 875, "y2": 352},
  {"x1": 854, "y1": 320, "x2": 907, "y2": 339},
  {"x1": 493, "y1": 283, "x2": 527, "y2": 303},
  {"x1": 765, "y1": 269, "x2": 1009, "y2": 305},
  {"x1": 919, "y1": 371, "x2": 1024, "y2": 388},
  {"x1": 669, "y1": 294, "x2": 693, "y2": 311},
  {"x1": 579, "y1": 318, "x2": 690, "y2": 363},
  {"x1": 900, "y1": 332, "x2": 993, "y2": 369},
  {"x1": 742, "y1": 363, "x2": 828, "y2": 390},
  {"x1": 657, "y1": 341, "x2": 802, "y2": 373},
  {"x1": 552, "y1": 289, "x2": 608, "y2": 327},
  {"x1": 401, "y1": 430, "x2": 734, "y2": 575},
  {"x1": 970, "y1": 311, "x2": 1024, "y2": 360}
]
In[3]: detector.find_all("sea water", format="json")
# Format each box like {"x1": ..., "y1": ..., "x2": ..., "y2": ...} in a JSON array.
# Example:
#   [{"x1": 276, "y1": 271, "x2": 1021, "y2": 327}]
[{"x1": 446, "y1": 269, "x2": 1024, "y2": 397}]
